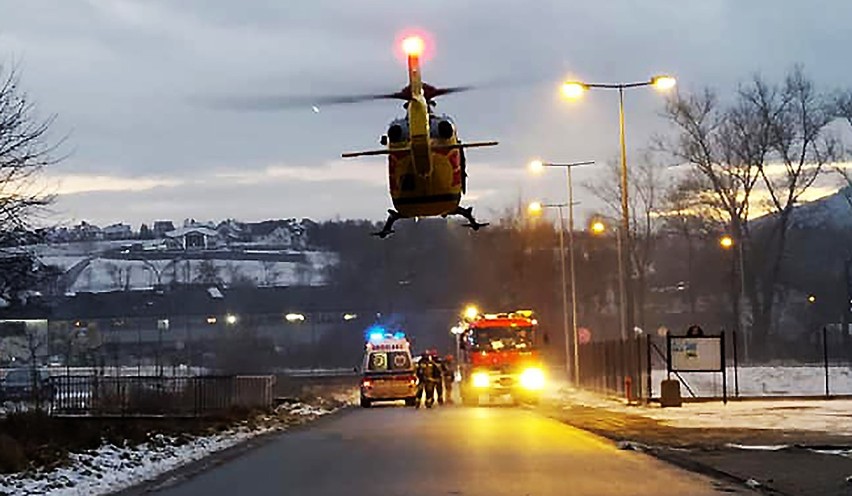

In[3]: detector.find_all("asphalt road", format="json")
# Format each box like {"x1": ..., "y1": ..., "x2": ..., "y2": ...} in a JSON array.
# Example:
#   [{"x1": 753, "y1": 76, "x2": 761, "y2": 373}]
[{"x1": 152, "y1": 404, "x2": 748, "y2": 496}]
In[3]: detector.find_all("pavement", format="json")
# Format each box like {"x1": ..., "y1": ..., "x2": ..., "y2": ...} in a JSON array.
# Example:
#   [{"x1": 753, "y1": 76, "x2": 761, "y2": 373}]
[
  {"x1": 146, "y1": 401, "x2": 749, "y2": 496},
  {"x1": 541, "y1": 397, "x2": 852, "y2": 496}
]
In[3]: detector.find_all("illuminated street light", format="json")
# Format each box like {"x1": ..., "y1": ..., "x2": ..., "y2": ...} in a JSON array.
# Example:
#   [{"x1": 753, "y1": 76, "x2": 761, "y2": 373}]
[
  {"x1": 285, "y1": 313, "x2": 306, "y2": 323},
  {"x1": 225, "y1": 314, "x2": 238, "y2": 325},
  {"x1": 206, "y1": 316, "x2": 217, "y2": 325},
  {"x1": 343, "y1": 313, "x2": 358, "y2": 321},
  {"x1": 529, "y1": 159, "x2": 545, "y2": 174},
  {"x1": 463, "y1": 305, "x2": 479, "y2": 320},
  {"x1": 808, "y1": 294, "x2": 816, "y2": 304},
  {"x1": 560, "y1": 81, "x2": 586, "y2": 100},
  {"x1": 652, "y1": 75, "x2": 677, "y2": 91},
  {"x1": 527, "y1": 201, "x2": 543, "y2": 215},
  {"x1": 527, "y1": 159, "x2": 594, "y2": 385},
  {"x1": 720, "y1": 235, "x2": 734, "y2": 249},
  {"x1": 559, "y1": 74, "x2": 675, "y2": 347},
  {"x1": 590, "y1": 220, "x2": 607, "y2": 235}
]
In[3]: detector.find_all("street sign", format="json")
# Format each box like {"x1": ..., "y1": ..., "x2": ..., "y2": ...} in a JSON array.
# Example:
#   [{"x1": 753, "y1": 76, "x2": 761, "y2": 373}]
[{"x1": 667, "y1": 336, "x2": 723, "y2": 372}]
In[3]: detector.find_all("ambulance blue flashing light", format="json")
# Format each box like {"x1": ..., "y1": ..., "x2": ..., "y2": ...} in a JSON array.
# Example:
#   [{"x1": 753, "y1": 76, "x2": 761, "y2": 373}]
[
  {"x1": 367, "y1": 325, "x2": 385, "y2": 342},
  {"x1": 365, "y1": 325, "x2": 406, "y2": 343}
]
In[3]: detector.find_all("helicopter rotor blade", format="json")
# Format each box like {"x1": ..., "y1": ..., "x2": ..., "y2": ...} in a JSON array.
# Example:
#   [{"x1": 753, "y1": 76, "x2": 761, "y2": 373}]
[{"x1": 195, "y1": 91, "x2": 407, "y2": 111}]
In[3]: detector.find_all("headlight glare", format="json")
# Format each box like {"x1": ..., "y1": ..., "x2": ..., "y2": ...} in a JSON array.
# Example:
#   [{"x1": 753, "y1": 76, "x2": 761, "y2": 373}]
[
  {"x1": 472, "y1": 372, "x2": 490, "y2": 388},
  {"x1": 519, "y1": 367, "x2": 545, "y2": 390}
]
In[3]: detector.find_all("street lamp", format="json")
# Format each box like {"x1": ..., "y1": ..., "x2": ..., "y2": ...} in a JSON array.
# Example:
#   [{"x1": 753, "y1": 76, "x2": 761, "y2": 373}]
[
  {"x1": 463, "y1": 305, "x2": 479, "y2": 321},
  {"x1": 528, "y1": 159, "x2": 595, "y2": 384},
  {"x1": 720, "y1": 233, "x2": 746, "y2": 357},
  {"x1": 589, "y1": 219, "x2": 626, "y2": 340},
  {"x1": 528, "y1": 199, "x2": 573, "y2": 382},
  {"x1": 560, "y1": 74, "x2": 676, "y2": 342}
]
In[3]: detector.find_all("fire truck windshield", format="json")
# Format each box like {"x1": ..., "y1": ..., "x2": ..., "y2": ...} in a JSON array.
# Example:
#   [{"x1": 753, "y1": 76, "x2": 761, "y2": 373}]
[{"x1": 470, "y1": 326, "x2": 534, "y2": 351}]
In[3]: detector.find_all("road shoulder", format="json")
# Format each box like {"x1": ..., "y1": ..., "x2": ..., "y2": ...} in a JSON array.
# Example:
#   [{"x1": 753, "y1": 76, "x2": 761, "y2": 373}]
[{"x1": 541, "y1": 394, "x2": 852, "y2": 496}]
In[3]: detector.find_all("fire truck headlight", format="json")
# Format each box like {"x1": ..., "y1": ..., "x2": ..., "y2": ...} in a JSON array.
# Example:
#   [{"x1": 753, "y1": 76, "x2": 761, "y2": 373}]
[
  {"x1": 519, "y1": 367, "x2": 545, "y2": 390},
  {"x1": 472, "y1": 372, "x2": 490, "y2": 388}
]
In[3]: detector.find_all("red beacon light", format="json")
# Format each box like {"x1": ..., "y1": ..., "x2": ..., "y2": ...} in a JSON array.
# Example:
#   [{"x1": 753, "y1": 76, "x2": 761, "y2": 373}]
[{"x1": 401, "y1": 36, "x2": 425, "y2": 58}]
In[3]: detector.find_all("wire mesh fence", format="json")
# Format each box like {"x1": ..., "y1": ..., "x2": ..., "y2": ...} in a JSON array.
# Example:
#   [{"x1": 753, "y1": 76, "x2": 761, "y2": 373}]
[{"x1": 576, "y1": 328, "x2": 852, "y2": 402}]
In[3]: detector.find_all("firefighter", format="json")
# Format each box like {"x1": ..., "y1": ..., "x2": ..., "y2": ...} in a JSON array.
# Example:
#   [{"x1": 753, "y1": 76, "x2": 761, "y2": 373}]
[
  {"x1": 415, "y1": 352, "x2": 441, "y2": 408},
  {"x1": 441, "y1": 354, "x2": 455, "y2": 404}
]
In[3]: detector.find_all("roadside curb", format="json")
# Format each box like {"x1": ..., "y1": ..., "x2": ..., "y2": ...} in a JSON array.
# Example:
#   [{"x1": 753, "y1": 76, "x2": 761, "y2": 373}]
[
  {"x1": 112, "y1": 406, "x2": 354, "y2": 495},
  {"x1": 640, "y1": 445, "x2": 791, "y2": 496},
  {"x1": 539, "y1": 405, "x2": 785, "y2": 495}
]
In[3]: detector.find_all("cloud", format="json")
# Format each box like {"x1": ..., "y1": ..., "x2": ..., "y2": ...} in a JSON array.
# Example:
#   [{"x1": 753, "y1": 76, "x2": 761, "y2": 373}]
[
  {"x1": 46, "y1": 173, "x2": 185, "y2": 195},
  {"x1": 3, "y1": 0, "x2": 852, "y2": 223}
]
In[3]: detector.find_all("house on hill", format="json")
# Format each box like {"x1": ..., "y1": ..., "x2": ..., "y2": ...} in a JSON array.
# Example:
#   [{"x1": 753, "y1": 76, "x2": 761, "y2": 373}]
[{"x1": 165, "y1": 226, "x2": 220, "y2": 250}]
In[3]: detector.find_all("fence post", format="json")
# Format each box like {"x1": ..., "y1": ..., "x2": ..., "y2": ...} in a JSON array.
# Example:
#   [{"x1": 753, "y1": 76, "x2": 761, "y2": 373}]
[
  {"x1": 645, "y1": 335, "x2": 652, "y2": 402},
  {"x1": 732, "y1": 328, "x2": 739, "y2": 397},
  {"x1": 823, "y1": 326, "x2": 830, "y2": 398}
]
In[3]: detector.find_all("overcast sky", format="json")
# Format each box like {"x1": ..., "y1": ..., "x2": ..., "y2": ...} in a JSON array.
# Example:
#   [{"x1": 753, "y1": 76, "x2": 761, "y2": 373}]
[{"x1": 1, "y1": 0, "x2": 851, "y2": 228}]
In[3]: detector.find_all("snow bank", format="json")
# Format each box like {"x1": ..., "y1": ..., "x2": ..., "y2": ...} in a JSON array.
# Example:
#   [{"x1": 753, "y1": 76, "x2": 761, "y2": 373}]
[
  {"x1": 651, "y1": 365, "x2": 852, "y2": 397},
  {"x1": 0, "y1": 402, "x2": 343, "y2": 495},
  {"x1": 554, "y1": 386, "x2": 852, "y2": 436}
]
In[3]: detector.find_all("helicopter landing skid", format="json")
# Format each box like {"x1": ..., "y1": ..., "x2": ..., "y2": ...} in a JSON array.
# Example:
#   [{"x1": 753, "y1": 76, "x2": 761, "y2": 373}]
[
  {"x1": 372, "y1": 209, "x2": 403, "y2": 238},
  {"x1": 453, "y1": 206, "x2": 489, "y2": 231}
]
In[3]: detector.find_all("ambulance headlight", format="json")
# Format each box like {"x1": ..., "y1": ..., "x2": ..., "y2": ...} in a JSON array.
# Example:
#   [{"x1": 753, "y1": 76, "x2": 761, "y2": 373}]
[
  {"x1": 519, "y1": 367, "x2": 545, "y2": 390},
  {"x1": 472, "y1": 372, "x2": 490, "y2": 388}
]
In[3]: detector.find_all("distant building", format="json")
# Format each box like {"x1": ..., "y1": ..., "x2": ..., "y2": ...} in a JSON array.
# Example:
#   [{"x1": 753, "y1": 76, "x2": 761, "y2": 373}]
[
  {"x1": 152, "y1": 221, "x2": 176, "y2": 238},
  {"x1": 102, "y1": 223, "x2": 133, "y2": 240},
  {"x1": 72, "y1": 221, "x2": 103, "y2": 241},
  {"x1": 165, "y1": 226, "x2": 220, "y2": 250}
]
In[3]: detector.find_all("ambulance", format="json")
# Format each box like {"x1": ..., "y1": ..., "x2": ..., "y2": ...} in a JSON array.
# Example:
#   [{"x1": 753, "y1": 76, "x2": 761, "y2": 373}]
[{"x1": 359, "y1": 331, "x2": 418, "y2": 408}]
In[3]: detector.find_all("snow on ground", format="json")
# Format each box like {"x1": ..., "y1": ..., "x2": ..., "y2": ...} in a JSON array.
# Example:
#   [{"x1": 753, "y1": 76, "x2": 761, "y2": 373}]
[
  {"x1": 0, "y1": 401, "x2": 343, "y2": 496},
  {"x1": 651, "y1": 365, "x2": 852, "y2": 397},
  {"x1": 552, "y1": 385, "x2": 852, "y2": 436}
]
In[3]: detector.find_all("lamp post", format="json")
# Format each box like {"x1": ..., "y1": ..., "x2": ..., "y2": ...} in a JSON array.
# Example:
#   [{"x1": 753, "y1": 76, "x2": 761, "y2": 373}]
[
  {"x1": 590, "y1": 219, "x2": 625, "y2": 340},
  {"x1": 561, "y1": 75, "x2": 675, "y2": 341},
  {"x1": 529, "y1": 160, "x2": 594, "y2": 384},
  {"x1": 528, "y1": 200, "x2": 573, "y2": 382},
  {"x1": 720, "y1": 234, "x2": 747, "y2": 357}
]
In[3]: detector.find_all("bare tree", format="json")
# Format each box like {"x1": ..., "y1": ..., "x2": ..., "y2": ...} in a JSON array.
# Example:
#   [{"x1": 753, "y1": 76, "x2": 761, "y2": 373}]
[
  {"x1": 832, "y1": 90, "x2": 852, "y2": 208},
  {"x1": 663, "y1": 67, "x2": 838, "y2": 352},
  {"x1": 584, "y1": 153, "x2": 666, "y2": 330},
  {"x1": 0, "y1": 64, "x2": 63, "y2": 304},
  {"x1": 0, "y1": 64, "x2": 60, "y2": 241},
  {"x1": 661, "y1": 173, "x2": 725, "y2": 319}
]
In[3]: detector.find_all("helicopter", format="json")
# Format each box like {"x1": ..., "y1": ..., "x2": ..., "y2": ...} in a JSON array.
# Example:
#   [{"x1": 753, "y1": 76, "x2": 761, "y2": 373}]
[
  {"x1": 208, "y1": 35, "x2": 498, "y2": 238},
  {"x1": 338, "y1": 35, "x2": 499, "y2": 238}
]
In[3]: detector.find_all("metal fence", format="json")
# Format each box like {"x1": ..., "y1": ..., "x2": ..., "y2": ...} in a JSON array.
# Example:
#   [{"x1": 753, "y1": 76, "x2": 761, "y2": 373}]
[
  {"x1": 49, "y1": 375, "x2": 274, "y2": 416},
  {"x1": 576, "y1": 329, "x2": 852, "y2": 402}
]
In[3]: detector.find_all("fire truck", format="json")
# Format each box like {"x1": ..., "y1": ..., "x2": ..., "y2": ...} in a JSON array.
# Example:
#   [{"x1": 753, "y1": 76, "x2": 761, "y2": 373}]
[
  {"x1": 359, "y1": 330, "x2": 418, "y2": 408},
  {"x1": 457, "y1": 310, "x2": 546, "y2": 406}
]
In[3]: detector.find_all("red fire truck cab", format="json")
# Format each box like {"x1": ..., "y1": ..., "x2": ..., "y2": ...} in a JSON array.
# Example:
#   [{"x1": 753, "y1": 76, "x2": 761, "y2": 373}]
[{"x1": 458, "y1": 310, "x2": 546, "y2": 406}]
